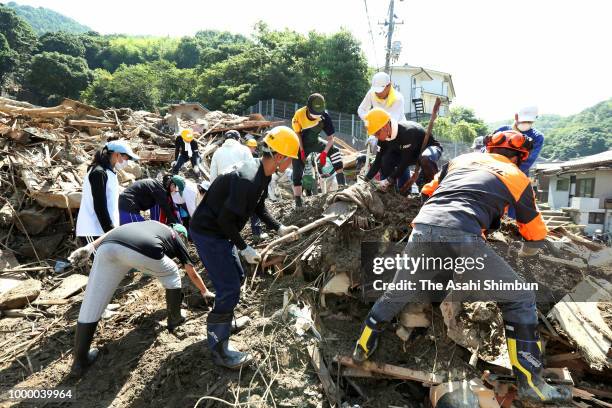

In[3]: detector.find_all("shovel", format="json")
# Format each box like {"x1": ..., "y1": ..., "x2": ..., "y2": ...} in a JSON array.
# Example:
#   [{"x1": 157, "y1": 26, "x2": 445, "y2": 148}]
[{"x1": 260, "y1": 201, "x2": 357, "y2": 261}]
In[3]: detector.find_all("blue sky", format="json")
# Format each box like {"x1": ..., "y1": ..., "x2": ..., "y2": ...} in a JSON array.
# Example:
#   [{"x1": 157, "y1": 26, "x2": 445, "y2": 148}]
[{"x1": 13, "y1": 0, "x2": 612, "y2": 121}]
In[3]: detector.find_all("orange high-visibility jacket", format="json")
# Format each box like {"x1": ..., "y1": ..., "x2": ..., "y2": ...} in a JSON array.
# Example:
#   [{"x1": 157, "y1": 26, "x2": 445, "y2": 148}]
[{"x1": 416, "y1": 152, "x2": 547, "y2": 241}]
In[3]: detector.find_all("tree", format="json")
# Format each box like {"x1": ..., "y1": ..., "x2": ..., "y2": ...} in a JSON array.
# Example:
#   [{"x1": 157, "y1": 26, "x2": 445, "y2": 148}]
[
  {"x1": 38, "y1": 31, "x2": 85, "y2": 57},
  {"x1": 173, "y1": 37, "x2": 201, "y2": 69},
  {"x1": 27, "y1": 52, "x2": 92, "y2": 103},
  {"x1": 449, "y1": 106, "x2": 488, "y2": 136},
  {"x1": 0, "y1": 5, "x2": 37, "y2": 56},
  {"x1": 79, "y1": 33, "x2": 109, "y2": 69},
  {"x1": 0, "y1": 33, "x2": 18, "y2": 86},
  {"x1": 452, "y1": 120, "x2": 477, "y2": 143}
]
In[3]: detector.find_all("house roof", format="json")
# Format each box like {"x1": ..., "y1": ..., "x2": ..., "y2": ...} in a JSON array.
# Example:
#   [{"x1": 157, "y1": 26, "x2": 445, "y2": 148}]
[
  {"x1": 390, "y1": 64, "x2": 456, "y2": 98},
  {"x1": 534, "y1": 150, "x2": 612, "y2": 175}
]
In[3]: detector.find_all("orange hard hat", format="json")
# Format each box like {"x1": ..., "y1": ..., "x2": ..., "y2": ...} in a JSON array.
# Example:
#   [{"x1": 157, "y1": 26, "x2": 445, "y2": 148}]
[{"x1": 484, "y1": 130, "x2": 534, "y2": 161}]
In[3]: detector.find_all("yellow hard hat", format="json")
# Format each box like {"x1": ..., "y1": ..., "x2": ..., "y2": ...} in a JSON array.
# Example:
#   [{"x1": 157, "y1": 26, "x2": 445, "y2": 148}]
[
  {"x1": 263, "y1": 126, "x2": 299, "y2": 159},
  {"x1": 364, "y1": 108, "x2": 391, "y2": 135},
  {"x1": 245, "y1": 138, "x2": 258, "y2": 148},
  {"x1": 181, "y1": 129, "x2": 194, "y2": 142}
]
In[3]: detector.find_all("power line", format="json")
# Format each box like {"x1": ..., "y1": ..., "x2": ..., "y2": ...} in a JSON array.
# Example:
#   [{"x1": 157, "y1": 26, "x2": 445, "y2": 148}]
[{"x1": 363, "y1": 0, "x2": 379, "y2": 69}]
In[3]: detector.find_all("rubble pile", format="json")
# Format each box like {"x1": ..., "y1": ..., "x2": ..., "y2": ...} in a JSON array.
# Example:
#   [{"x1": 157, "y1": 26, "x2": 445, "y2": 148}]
[{"x1": 0, "y1": 96, "x2": 611, "y2": 407}]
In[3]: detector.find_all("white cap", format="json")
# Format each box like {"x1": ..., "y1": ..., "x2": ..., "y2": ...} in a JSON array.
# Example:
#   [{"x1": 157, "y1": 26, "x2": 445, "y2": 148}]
[
  {"x1": 105, "y1": 140, "x2": 139, "y2": 160},
  {"x1": 371, "y1": 72, "x2": 391, "y2": 93},
  {"x1": 517, "y1": 106, "x2": 538, "y2": 122}
]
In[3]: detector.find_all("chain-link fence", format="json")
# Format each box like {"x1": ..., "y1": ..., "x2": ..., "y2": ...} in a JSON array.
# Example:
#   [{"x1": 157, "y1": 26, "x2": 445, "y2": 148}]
[{"x1": 246, "y1": 99, "x2": 471, "y2": 158}]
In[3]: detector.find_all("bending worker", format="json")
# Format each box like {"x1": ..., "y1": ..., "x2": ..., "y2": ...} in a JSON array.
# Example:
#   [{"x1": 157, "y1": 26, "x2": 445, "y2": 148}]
[
  {"x1": 363, "y1": 108, "x2": 442, "y2": 191},
  {"x1": 209, "y1": 130, "x2": 252, "y2": 181},
  {"x1": 76, "y1": 140, "x2": 139, "y2": 247},
  {"x1": 119, "y1": 175, "x2": 178, "y2": 225},
  {"x1": 67, "y1": 221, "x2": 210, "y2": 377},
  {"x1": 189, "y1": 126, "x2": 300, "y2": 369},
  {"x1": 172, "y1": 129, "x2": 204, "y2": 175},
  {"x1": 353, "y1": 130, "x2": 570, "y2": 404},
  {"x1": 166, "y1": 175, "x2": 200, "y2": 226},
  {"x1": 291, "y1": 93, "x2": 346, "y2": 207}
]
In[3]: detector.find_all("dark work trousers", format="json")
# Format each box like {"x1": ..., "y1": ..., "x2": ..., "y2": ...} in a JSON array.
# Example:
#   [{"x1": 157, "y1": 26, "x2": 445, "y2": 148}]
[
  {"x1": 191, "y1": 229, "x2": 245, "y2": 314},
  {"x1": 172, "y1": 152, "x2": 202, "y2": 174},
  {"x1": 369, "y1": 223, "x2": 537, "y2": 326},
  {"x1": 251, "y1": 216, "x2": 262, "y2": 236}
]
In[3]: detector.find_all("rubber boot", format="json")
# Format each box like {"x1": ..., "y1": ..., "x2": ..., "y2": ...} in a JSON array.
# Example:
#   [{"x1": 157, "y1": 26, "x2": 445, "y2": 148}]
[
  {"x1": 505, "y1": 322, "x2": 572, "y2": 404},
  {"x1": 336, "y1": 172, "x2": 346, "y2": 186},
  {"x1": 294, "y1": 196, "x2": 303, "y2": 208},
  {"x1": 71, "y1": 321, "x2": 99, "y2": 377},
  {"x1": 166, "y1": 288, "x2": 185, "y2": 331},
  {"x1": 207, "y1": 312, "x2": 253, "y2": 370},
  {"x1": 352, "y1": 314, "x2": 384, "y2": 363}
]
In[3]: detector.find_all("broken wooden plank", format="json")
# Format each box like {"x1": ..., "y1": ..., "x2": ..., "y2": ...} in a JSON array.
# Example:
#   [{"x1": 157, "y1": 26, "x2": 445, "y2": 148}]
[
  {"x1": 335, "y1": 355, "x2": 443, "y2": 384},
  {"x1": 547, "y1": 277, "x2": 612, "y2": 371},
  {"x1": 538, "y1": 254, "x2": 588, "y2": 270},
  {"x1": 572, "y1": 387, "x2": 612, "y2": 408},
  {"x1": 40, "y1": 274, "x2": 88, "y2": 301},
  {"x1": 67, "y1": 119, "x2": 118, "y2": 128},
  {"x1": 0, "y1": 279, "x2": 41, "y2": 309},
  {"x1": 308, "y1": 345, "x2": 340, "y2": 407}
]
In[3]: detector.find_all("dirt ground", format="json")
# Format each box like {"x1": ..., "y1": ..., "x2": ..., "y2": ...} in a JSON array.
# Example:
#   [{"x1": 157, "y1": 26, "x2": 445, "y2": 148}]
[{"x1": 1, "y1": 191, "x2": 611, "y2": 408}]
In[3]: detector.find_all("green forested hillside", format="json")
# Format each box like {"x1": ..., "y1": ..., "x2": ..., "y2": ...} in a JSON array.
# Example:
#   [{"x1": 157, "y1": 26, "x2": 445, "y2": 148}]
[{"x1": 5, "y1": 2, "x2": 90, "y2": 34}]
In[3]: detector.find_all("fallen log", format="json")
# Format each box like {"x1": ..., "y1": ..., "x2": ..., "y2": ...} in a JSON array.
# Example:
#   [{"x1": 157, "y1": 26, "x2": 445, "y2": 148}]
[{"x1": 68, "y1": 119, "x2": 118, "y2": 128}]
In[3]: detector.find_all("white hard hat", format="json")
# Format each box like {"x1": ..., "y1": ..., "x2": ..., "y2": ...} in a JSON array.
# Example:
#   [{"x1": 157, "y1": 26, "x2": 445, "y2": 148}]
[
  {"x1": 517, "y1": 106, "x2": 539, "y2": 122},
  {"x1": 371, "y1": 72, "x2": 391, "y2": 93}
]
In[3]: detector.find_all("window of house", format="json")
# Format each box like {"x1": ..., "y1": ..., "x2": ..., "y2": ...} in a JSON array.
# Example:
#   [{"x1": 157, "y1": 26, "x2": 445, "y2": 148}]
[
  {"x1": 576, "y1": 178, "x2": 595, "y2": 198},
  {"x1": 556, "y1": 178, "x2": 569, "y2": 191},
  {"x1": 588, "y1": 212, "x2": 605, "y2": 224}
]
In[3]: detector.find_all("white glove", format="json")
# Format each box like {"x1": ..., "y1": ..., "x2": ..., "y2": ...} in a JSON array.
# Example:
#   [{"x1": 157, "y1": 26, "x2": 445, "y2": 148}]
[
  {"x1": 278, "y1": 225, "x2": 299, "y2": 237},
  {"x1": 377, "y1": 178, "x2": 391, "y2": 191},
  {"x1": 68, "y1": 243, "x2": 95, "y2": 267},
  {"x1": 171, "y1": 161, "x2": 177, "y2": 168},
  {"x1": 240, "y1": 245, "x2": 261, "y2": 264}
]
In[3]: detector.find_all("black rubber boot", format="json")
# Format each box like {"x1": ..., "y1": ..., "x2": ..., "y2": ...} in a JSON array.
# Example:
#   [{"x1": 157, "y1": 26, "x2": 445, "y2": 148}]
[
  {"x1": 505, "y1": 322, "x2": 572, "y2": 404},
  {"x1": 294, "y1": 196, "x2": 303, "y2": 208},
  {"x1": 71, "y1": 321, "x2": 99, "y2": 377},
  {"x1": 166, "y1": 288, "x2": 185, "y2": 331},
  {"x1": 352, "y1": 314, "x2": 384, "y2": 363},
  {"x1": 207, "y1": 312, "x2": 253, "y2": 370},
  {"x1": 336, "y1": 172, "x2": 346, "y2": 186}
]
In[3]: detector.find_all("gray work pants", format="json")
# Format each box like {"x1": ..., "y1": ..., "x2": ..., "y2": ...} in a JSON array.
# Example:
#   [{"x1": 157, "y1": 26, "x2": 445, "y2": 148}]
[
  {"x1": 78, "y1": 243, "x2": 181, "y2": 323},
  {"x1": 370, "y1": 224, "x2": 537, "y2": 325}
]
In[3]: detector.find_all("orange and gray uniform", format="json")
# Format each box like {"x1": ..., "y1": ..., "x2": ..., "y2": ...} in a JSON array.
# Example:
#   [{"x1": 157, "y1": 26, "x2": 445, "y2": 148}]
[{"x1": 368, "y1": 151, "x2": 545, "y2": 327}]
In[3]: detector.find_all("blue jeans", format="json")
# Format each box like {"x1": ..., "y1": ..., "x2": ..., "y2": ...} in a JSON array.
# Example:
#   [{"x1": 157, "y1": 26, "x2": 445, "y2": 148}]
[
  {"x1": 120, "y1": 206, "x2": 162, "y2": 225},
  {"x1": 190, "y1": 229, "x2": 244, "y2": 314},
  {"x1": 370, "y1": 224, "x2": 537, "y2": 326}
]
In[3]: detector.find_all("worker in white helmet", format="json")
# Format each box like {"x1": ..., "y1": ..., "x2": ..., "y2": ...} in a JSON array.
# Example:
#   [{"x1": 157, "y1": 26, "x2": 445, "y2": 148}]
[
  {"x1": 493, "y1": 106, "x2": 544, "y2": 175},
  {"x1": 357, "y1": 71, "x2": 406, "y2": 123}
]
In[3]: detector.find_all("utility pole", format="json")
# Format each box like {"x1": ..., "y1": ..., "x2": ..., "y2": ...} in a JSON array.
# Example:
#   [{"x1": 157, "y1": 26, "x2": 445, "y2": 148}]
[{"x1": 381, "y1": 0, "x2": 403, "y2": 73}]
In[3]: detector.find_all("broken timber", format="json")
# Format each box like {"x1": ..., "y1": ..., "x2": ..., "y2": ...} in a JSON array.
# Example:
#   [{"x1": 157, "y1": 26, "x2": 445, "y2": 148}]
[{"x1": 335, "y1": 355, "x2": 443, "y2": 385}]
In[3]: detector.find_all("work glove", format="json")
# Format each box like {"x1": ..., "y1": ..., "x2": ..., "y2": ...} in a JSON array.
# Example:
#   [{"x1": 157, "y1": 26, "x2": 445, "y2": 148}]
[
  {"x1": 319, "y1": 151, "x2": 328, "y2": 166},
  {"x1": 68, "y1": 243, "x2": 95, "y2": 267},
  {"x1": 171, "y1": 161, "x2": 177, "y2": 169},
  {"x1": 278, "y1": 224, "x2": 299, "y2": 237},
  {"x1": 240, "y1": 245, "x2": 261, "y2": 264},
  {"x1": 300, "y1": 149, "x2": 306, "y2": 162},
  {"x1": 377, "y1": 178, "x2": 391, "y2": 192}
]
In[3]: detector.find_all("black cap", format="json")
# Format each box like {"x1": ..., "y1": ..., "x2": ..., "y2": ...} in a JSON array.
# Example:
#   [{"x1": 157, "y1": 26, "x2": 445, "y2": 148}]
[
  {"x1": 225, "y1": 130, "x2": 240, "y2": 140},
  {"x1": 307, "y1": 93, "x2": 326, "y2": 116}
]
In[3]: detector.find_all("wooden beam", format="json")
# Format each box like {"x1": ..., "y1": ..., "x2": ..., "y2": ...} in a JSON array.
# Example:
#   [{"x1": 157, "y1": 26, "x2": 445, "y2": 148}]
[
  {"x1": 67, "y1": 120, "x2": 118, "y2": 128},
  {"x1": 335, "y1": 355, "x2": 443, "y2": 385},
  {"x1": 308, "y1": 345, "x2": 340, "y2": 407}
]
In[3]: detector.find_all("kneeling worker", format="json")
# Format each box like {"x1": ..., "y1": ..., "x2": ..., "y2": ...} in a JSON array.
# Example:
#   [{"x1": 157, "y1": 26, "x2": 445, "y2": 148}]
[
  {"x1": 363, "y1": 108, "x2": 442, "y2": 191},
  {"x1": 67, "y1": 221, "x2": 211, "y2": 377},
  {"x1": 189, "y1": 126, "x2": 300, "y2": 369},
  {"x1": 353, "y1": 130, "x2": 570, "y2": 404}
]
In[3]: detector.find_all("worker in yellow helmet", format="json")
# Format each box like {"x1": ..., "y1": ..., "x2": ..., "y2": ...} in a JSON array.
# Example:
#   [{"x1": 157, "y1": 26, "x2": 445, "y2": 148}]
[
  {"x1": 363, "y1": 108, "x2": 442, "y2": 191},
  {"x1": 189, "y1": 126, "x2": 301, "y2": 369},
  {"x1": 172, "y1": 129, "x2": 205, "y2": 175}
]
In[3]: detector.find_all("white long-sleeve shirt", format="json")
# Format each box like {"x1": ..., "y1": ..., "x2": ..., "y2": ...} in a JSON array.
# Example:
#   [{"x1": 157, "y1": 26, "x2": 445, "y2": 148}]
[
  {"x1": 357, "y1": 88, "x2": 406, "y2": 122},
  {"x1": 209, "y1": 139, "x2": 253, "y2": 181}
]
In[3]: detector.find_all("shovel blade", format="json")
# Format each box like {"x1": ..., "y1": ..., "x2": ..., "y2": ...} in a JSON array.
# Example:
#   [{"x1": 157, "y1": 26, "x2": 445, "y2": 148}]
[{"x1": 323, "y1": 201, "x2": 357, "y2": 226}]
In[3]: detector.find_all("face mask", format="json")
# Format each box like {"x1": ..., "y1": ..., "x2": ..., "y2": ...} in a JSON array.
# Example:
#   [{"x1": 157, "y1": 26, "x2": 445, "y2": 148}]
[
  {"x1": 517, "y1": 123, "x2": 532, "y2": 132},
  {"x1": 115, "y1": 160, "x2": 128, "y2": 170},
  {"x1": 171, "y1": 191, "x2": 185, "y2": 204}
]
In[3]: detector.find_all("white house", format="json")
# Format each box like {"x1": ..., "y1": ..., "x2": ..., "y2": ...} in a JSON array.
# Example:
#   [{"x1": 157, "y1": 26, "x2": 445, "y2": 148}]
[
  {"x1": 389, "y1": 64, "x2": 456, "y2": 120},
  {"x1": 533, "y1": 150, "x2": 612, "y2": 234}
]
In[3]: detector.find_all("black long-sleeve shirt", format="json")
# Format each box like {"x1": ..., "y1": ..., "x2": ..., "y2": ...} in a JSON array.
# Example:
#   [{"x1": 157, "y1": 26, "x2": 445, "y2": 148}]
[
  {"x1": 119, "y1": 178, "x2": 178, "y2": 224},
  {"x1": 366, "y1": 121, "x2": 441, "y2": 180},
  {"x1": 190, "y1": 159, "x2": 280, "y2": 250},
  {"x1": 174, "y1": 136, "x2": 199, "y2": 160},
  {"x1": 89, "y1": 164, "x2": 115, "y2": 233}
]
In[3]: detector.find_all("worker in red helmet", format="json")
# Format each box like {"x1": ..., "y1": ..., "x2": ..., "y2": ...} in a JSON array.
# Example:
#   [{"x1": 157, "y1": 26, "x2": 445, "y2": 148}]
[{"x1": 353, "y1": 130, "x2": 570, "y2": 404}]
